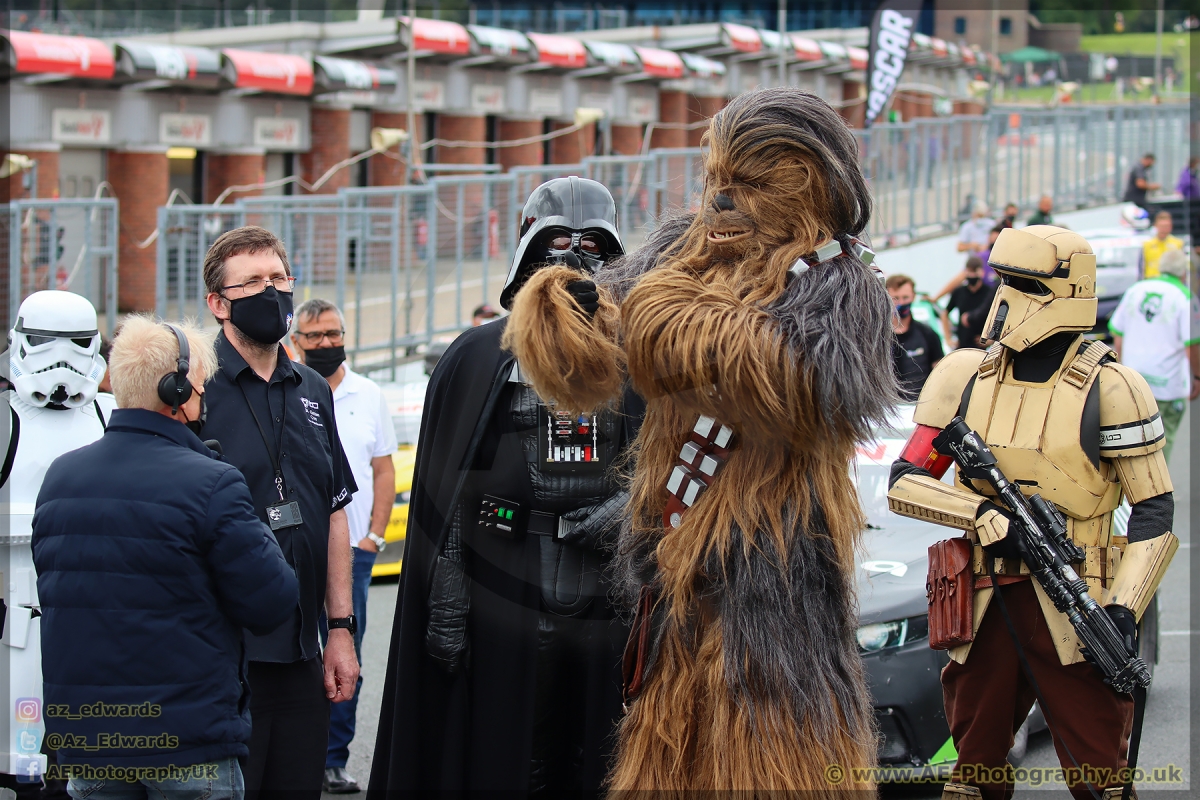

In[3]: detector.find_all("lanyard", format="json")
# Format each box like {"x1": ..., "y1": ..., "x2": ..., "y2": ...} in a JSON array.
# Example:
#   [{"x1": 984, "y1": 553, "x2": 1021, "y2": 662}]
[{"x1": 238, "y1": 379, "x2": 288, "y2": 503}]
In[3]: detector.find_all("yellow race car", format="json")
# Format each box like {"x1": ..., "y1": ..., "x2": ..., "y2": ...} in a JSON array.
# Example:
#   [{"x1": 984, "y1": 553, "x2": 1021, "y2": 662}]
[{"x1": 371, "y1": 444, "x2": 418, "y2": 579}]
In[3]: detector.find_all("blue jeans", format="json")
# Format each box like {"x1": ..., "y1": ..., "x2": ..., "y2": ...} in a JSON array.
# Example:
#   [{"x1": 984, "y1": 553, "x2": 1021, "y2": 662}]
[
  {"x1": 322, "y1": 546, "x2": 375, "y2": 769},
  {"x1": 66, "y1": 757, "x2": 243, "y2": 800}
]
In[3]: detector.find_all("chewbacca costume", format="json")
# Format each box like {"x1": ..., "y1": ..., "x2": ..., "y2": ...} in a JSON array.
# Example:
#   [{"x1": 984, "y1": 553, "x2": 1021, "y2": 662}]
[{"x1": 504, "y1": 88, "x2": 898, "y2": 796}]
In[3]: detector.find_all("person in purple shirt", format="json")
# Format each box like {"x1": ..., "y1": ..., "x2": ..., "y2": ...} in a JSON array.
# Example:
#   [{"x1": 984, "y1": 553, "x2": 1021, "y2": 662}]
[{"x1": 1177, "y1": 157, "x2": 1199, "y2": 199}]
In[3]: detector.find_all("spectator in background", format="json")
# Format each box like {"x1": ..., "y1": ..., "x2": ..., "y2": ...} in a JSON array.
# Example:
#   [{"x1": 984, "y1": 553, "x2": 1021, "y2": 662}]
[
  {"x1": 290, "y1": 299, "x2": 397, "y2": 795},
  {"x1": 1142, "y1": 210, "x2": 1184, "y2": 279},
  {"x1": 1109, "y1": 248, "x2": 1200, "y2": 461},
  {"x1": 957, "y1": 202, "x2": 995, "y2": 253},
  {"x1": 1027, "y1": 195, "x2": 1055, "y2": 226},
  {"x1": 1177, "y1": 157, "x2": 1199, "y2": 200},
  {"x1": 1001, "y1": 202, "x2": 1019, "y2": 228},
  {"x1": 1123, "y1": 153, "x2": 1160, "y2": 211},
  {"x1": 887, "y1": 274, "x2": 944, "y2": 400},
  {"x1": 32, "y1": 316, "x2": 299, "y2": 800},
  {"x1": 472, "y1": 303, "x2": 501, "y2": 326},
  {"x1": 934, "y1": 223, "x2": 1006, "y2": 302},
  {"x1": 199, "y1": 226, "x2": 359, "y2": 800},
  {"x1": 943, "y1": 256, "x2": 997, "y2": 350}
]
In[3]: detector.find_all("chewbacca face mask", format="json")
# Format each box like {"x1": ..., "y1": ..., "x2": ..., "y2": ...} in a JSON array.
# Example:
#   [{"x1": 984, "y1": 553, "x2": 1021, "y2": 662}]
[{"x1": 671, "y1": 88, "x2": 874, "y2": 287}]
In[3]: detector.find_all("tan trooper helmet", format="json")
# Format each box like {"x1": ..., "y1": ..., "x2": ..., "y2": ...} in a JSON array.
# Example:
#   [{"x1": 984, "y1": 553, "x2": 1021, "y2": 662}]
[{"x1": 980, "y1": 225, "x2": 1097, "y2": 351}]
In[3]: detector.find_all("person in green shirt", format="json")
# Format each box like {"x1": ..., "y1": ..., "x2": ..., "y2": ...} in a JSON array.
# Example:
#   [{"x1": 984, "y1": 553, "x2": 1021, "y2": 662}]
[{"x1": 1026, "y1": 194, "x2": 1054, "y2": 226}]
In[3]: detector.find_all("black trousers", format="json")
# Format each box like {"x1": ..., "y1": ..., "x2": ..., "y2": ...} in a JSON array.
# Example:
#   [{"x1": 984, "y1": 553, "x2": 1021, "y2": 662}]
[{"x1": 244, "y1": 658, "x2": 329, "y2": 800}]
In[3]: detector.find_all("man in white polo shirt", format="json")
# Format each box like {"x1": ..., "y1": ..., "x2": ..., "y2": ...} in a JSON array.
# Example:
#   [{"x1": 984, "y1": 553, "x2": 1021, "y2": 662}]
[
  {"x1": 292, "y1": 298, "x2": 397, "y2": 794},
  {"x1": 1109, "y1": 248, "x2": 1200, "y2": 461}
]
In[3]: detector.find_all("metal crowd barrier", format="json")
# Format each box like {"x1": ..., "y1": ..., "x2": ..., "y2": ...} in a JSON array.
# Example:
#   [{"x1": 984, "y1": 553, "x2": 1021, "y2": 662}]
[
  {"x1": 4, "y1": 198, "x2": 119, "y2": 335},
  {"x1": 3, "y1": 104, "x2": 1180, "y2": 365}
]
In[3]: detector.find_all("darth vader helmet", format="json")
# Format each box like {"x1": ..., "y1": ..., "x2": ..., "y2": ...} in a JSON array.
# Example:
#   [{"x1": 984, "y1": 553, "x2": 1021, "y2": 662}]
[{"x1": 499, "y1": 176, "x2": 623, "y2": 310}]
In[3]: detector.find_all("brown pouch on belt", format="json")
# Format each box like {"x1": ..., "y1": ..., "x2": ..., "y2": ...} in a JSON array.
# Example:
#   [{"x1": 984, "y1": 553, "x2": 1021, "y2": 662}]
[{"x1": 927, "y1": 537, "x2": 974, "y2": 650}]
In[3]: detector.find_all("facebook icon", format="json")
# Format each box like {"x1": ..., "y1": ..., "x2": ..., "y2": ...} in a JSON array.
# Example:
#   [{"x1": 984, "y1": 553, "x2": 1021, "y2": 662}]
[{"x1": 15, "y1": 755, "x2": 43, "y2": 784}]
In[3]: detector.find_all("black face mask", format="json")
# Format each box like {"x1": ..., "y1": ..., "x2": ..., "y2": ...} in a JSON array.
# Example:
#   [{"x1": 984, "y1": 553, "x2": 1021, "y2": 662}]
[
  {"x1": 966, "y1": 276, "x2": 982, "y2": 287},
  {"x1": 228, "y1": 286, "x2": 294, "y2": 346},
  {"x1": 183, "y1": 392, "x2": 207, "y2": 437},
  {"x1": 304, "y1": 344, "x2": 346, "y2": 378}
]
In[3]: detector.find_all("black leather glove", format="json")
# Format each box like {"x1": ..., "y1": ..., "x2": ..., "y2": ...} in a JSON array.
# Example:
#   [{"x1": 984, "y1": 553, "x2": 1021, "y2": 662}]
[
  {"x1": 566, "y1": 279, "x2": 600, "y2": 318},
  {"x1": 977, "y1": 500, "x2": 1023, "y2": 560},
  {"x1": 1106, "y1": 604, "x2": 1139, "y2": 657},
  {"x1": 559, "y1": 491, "x2": 629, "y2": 551}
]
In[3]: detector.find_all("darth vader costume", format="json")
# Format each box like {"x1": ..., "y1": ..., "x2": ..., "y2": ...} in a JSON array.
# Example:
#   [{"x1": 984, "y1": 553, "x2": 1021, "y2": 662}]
[{"x1": 367, "y1": 177, "x2": 643, "y2": 797}]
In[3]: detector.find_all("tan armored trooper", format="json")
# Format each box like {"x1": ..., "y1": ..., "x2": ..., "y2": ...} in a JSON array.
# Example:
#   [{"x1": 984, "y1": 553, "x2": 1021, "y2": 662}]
[{"x1": 888, "y1": 226, "x2": 1178, "y2": 800}]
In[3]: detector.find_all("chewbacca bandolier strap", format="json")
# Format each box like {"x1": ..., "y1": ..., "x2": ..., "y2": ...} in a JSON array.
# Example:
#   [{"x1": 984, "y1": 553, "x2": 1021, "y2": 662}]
[{"x1": 662, "y1": 415, "x2": 734, "y2": 529}]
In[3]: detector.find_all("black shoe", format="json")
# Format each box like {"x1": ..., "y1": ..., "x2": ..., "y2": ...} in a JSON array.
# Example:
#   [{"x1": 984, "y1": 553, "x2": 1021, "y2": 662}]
[{"x1": 323, "y1": 767, "x2": 361, "y2": 794}]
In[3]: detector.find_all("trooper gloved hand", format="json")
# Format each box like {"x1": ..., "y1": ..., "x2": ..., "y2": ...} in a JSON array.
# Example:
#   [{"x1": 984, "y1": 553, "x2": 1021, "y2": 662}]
[
  {"x1": 1105, "y1": 604, "x2": 1139, "y2": 657},
  {"x1": 976, "y1": 501, "x2": 1023, "y2": 560},
  {"x1": 566, "y1": 280, "x2": 600, "y2": 318}
]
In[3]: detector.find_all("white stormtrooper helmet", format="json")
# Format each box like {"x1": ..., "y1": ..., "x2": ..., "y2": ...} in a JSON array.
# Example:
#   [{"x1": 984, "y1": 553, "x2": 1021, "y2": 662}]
[{"x1": 8, "y1": 290, "x2": 106, "y2": 408}]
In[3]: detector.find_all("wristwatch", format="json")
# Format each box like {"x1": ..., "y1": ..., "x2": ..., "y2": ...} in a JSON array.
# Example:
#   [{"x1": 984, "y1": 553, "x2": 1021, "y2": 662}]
[
  {"x1": 366, "y1": 531, "x2": 387, "y2": 551},
  {"x1": 328, "y1": 615, "x2": 358, "y2": 636}
]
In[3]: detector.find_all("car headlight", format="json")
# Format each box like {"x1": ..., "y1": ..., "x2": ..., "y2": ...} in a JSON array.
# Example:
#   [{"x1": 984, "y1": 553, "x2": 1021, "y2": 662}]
[
  {"x1": 395, "y1": 490, "x2": 411, "y2": 504},
  {"x1": 856, "y1": 614, "x2": 929, "y2": 653}
]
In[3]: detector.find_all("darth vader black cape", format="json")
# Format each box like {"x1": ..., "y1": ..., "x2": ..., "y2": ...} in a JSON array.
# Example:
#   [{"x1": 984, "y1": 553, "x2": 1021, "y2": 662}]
[{"x1": 367, "y1": 317, "x2": 633, "y2": 797}]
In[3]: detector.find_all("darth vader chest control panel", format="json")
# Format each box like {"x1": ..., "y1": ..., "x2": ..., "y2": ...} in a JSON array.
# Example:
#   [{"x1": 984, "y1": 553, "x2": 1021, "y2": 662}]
[{"x1": 539, "y1": 407, "x2": 606, "y2": 473}]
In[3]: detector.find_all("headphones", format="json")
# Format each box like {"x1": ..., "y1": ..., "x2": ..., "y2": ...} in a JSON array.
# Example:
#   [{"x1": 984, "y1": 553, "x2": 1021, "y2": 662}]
[{"x1": 157, "y1": 323, "x2": 193, "y2": 414}]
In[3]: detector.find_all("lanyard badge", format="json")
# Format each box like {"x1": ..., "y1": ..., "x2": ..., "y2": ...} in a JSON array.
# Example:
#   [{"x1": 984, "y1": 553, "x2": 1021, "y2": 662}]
[{"x1": 240, "y1": 382, "x2": 304, "y2": 531}]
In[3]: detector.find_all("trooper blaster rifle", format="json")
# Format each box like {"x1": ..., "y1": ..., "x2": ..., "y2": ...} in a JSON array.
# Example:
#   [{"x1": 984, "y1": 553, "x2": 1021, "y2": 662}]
[{"x1": 932, "y1": 416, "x2": 1151, "y2": 694}]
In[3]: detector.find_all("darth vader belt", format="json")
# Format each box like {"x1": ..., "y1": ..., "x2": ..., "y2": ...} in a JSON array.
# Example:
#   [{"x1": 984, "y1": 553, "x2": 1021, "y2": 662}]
[{"x1": 662, "y1": 415, "x2": 735, "y2": 530}]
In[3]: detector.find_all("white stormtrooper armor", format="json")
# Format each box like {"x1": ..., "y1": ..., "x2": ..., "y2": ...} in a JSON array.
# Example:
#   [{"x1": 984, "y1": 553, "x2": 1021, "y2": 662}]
[{"x1": 2, "y1": 291, "x2": 111, "y2": 781}]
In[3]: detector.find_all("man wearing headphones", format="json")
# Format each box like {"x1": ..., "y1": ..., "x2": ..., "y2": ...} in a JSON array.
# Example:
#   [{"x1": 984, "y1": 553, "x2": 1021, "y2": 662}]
[{"x1": 31, "y1": 316, "x2": 299, "y2": 800}]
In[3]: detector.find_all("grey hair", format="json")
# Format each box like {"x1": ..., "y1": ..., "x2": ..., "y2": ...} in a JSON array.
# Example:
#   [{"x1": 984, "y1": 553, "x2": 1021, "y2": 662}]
[
  {"x1": 1158, "y1": 248, "x2": 1189, "y2": 279},
  {"x1": 292, "y1": 298, "x2": 345, "y2": 331},
  {"x1": 973, "y1": 200, "x2": 990, "y2": 216}
]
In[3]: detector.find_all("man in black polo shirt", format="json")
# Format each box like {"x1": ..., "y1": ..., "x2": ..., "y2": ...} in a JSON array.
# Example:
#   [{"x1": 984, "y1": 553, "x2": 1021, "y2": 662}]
[
  {"x1": 886, "y1": 273, "x2": 944, "y2": 401},
  {"x1": 200, "y1": 226, "x2": 358, "y2": 800},
  {"x1": 944, "y1": 255, "x2": 997, "y2": 350}
]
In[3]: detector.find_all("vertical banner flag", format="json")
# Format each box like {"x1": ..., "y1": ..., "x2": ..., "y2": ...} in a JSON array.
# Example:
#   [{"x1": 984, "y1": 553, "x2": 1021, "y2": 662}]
[{"x1": 866, "y1": 1, "x2": 919, "y2": 126}]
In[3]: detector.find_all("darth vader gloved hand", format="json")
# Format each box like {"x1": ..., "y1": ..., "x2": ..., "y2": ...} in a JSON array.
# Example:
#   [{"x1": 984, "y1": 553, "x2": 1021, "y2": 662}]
[
  {"x1": 566, "y1": 280, "x2": 600, "y2": 318},
  {"x1": 560, "y1": 490, "x2": 628, "y2": 551}
]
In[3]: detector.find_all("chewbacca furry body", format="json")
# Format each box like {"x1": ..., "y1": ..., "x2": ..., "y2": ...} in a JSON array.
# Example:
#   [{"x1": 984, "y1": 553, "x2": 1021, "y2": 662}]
[{"x1": 505, "y1": 89, "x2": 899, "y2": 796}]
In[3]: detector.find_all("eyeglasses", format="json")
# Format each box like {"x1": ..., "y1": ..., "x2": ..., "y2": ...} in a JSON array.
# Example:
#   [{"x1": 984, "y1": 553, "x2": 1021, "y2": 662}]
[
  {"x1": 295, "y1": 329, "x2": 345, "y2": 345},
  {"x1": 221, "y1": 276, "x2": 297, "y2": 295}
]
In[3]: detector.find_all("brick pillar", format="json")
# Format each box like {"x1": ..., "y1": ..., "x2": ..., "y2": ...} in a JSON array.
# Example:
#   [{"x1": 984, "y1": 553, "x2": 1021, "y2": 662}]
[
  {"x1": 369, "y1": 110, "x2": 423, "y2": 186},
  {"x1": 204, "y1": 150, "x2": 265, "y2": 204},
  {"x1": 300, "y1": 106, "x2": 351, "y2": 194},
  {"x1": 686, "y1": 95, "x2": 726, "y2": 147},
  {"x1": 0, "y1": 148, "x2": 61, "y2": 201},
  {"x1": 840, "y1": 80, "x2": 866, "y2": 128},
  {"x1": 548, "y1": 120, "x2": 595, "y2": 164},
  {"x1": 497, "y1": 118, "x2": 544, "y2": 171},
  {"x1": 435, "y1": 114, "x2": 487, "y2": 168},
  {"x1": 651, "y1": 90, "x2": 688, "y2": 150},
  {"x1": 108, "y1": 147, "x2": 169, "y2": 312},
  {"x1": 610, "y1": 124, "x2": 644, "y2": 156}
]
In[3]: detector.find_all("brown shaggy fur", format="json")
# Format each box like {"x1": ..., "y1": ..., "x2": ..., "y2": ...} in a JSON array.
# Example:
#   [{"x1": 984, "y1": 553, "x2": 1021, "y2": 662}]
[
  {"x1": 502, "y1": 264, "x2": 625, "y2": 413},
  {"x1": 506, "y1": 89, "x2": 892, "y2": 797}
]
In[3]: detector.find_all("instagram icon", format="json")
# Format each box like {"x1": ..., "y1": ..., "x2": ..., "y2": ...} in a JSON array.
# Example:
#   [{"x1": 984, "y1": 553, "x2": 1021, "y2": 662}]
[{"x1": 14, "y1": 698, "x2": 41, "y2": 723}]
